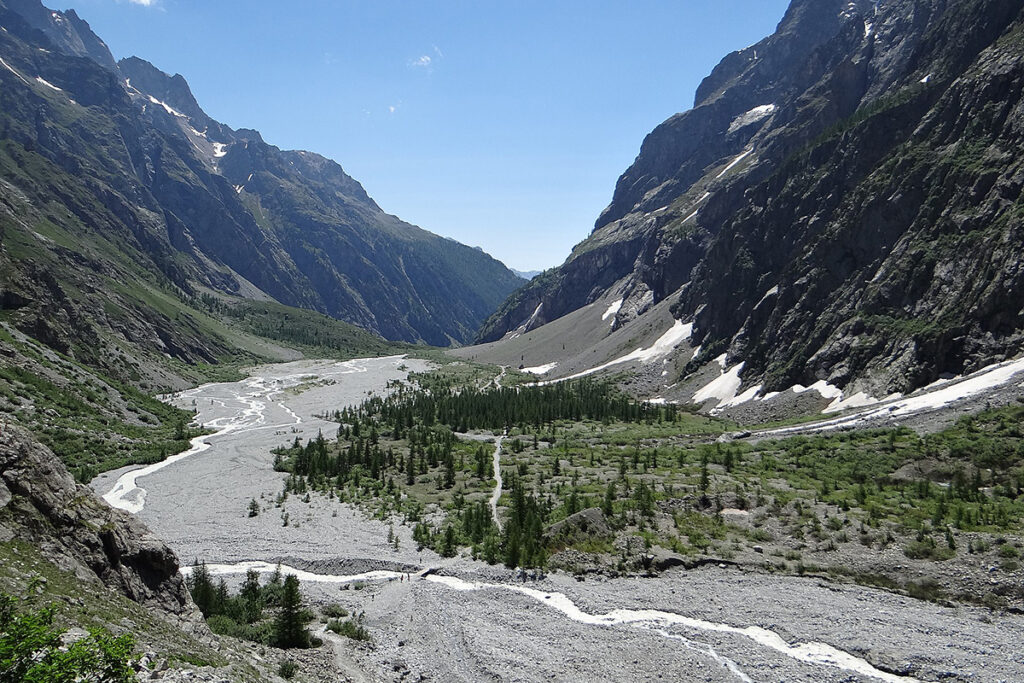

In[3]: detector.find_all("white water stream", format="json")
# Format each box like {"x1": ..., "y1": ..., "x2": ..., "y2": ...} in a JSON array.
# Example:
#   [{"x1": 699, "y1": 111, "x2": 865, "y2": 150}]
[
  {"x1": 430, "y1": 575, "x2": 918, "y2": 683},
  {"x1": 181, "y1": 560, "x2": 407, "y2": 585},
  {"x1": 101, "y1": 357, "x2": 406, "y2": 513},
  {"x1": 189, "y1": 561, "x2": 919, "y2": 683},
  {"x1": 103, "y1": 377, "x2": 270, "y2": 513}
]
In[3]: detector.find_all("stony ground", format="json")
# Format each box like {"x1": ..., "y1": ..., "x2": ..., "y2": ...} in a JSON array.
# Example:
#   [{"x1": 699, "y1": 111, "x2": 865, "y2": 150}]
[{"x1": 94, "y1": 358, "x2": 1024, "y2": 683}]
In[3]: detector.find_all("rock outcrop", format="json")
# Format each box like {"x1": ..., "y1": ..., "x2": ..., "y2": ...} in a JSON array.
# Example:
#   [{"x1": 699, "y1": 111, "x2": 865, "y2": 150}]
[
  {"x1": 545, "y1": 507, "x2": 612, "y2": 547},
  {"x1": 0, "y1": 424, "x2": 196, "y2": 621}
]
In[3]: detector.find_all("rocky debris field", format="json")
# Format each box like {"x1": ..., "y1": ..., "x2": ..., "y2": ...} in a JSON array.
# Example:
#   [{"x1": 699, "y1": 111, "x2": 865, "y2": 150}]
[{"x1": 85, "y1": 358, "x2": 1024, "y2": 682}]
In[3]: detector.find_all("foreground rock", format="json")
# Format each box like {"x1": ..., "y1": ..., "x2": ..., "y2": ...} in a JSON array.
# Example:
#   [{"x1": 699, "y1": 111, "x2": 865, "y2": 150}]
[{"x1": 0, "y1": 424, "x2": 198, "y2": 621}]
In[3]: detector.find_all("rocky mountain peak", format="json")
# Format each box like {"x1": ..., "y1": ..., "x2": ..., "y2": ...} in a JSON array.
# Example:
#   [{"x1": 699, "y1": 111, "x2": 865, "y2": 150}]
[
  {"x1": 119, "y1": 57, "x2": 209, "y2": 124},
  {"x1": 0, "y1": 0, "x2": 117, "y2": 70}
]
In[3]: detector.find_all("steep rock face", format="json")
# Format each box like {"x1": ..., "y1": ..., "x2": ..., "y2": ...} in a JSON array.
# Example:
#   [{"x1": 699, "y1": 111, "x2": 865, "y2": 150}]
[
  {"x1": 1, "y1": 0, "x2": 117, "y2": 70},
  {"x1": 478, "y1": 0, "x2": 870, "y2": 343},
  {"x1": 0, "y1": 425, "x2": 196, "y2": 620},
  {"x1": 681, "y1": 0, "x2": 1024, "y2": 395},
  {"x1": 481, "y1": 0, "x2": 1024, "y2": 397},
  {"x1": 0, "y1": 0, "x2": 523, "y2": 348}
]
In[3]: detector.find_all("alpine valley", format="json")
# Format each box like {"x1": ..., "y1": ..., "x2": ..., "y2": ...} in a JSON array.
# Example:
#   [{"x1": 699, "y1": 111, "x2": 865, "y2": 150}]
[{"x1": 2, "y1": 1, "x2": 1024, "y2": 682}]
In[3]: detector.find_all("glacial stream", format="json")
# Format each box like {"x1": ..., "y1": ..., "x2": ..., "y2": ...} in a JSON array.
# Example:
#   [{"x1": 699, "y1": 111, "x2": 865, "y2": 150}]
[
  {"x1": 488, "y1": 435, "x2": 505, "y2": 532},
  {"x1": 183, "y1": 561, "x2": 918, "y2": 683},
  {"x1": 101, "y1": 359, "x2": 390, "y2": 513}
]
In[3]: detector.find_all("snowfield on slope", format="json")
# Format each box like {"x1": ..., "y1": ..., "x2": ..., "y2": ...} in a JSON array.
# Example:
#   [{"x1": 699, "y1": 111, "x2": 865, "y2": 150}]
[{"x1": 536, "y1": 319, "x2": 693, "y2": 385}]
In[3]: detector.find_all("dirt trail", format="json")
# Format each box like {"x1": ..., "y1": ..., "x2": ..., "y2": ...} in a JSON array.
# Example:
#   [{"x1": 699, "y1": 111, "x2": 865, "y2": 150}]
[{"x1": 488, "y1": 435, "x2": 505, "y2": 531}]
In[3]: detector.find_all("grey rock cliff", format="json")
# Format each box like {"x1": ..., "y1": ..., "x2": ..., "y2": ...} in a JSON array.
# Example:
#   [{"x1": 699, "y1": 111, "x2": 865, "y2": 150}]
[
  {"x1": 480, "y1": 0, "x2": 1024, "y2": 397},
  {"x1": 0, "y1": 424, "x2": 198, "y2": 621}
]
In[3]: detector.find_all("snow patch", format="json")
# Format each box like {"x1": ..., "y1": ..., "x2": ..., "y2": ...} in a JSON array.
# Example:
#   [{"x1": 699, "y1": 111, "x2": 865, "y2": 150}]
[
  {"x1": 524, "y1": 302, "x2": 543, "y2": 328},
  {"x1": 213, "y1": 142, "x2": 228, "y2": 158},
  {"x1": 760, "y1": 357, "x2": 1024, "y2": 437},
  {"x1": 35, "y1": 76, "x2": 62, "y2": 92},
  {"x1": 721, "y1": 384, "x2": 763, "y2": 409},
  {"x1": 537, "y1": 320, "x2": 693, "y2": 385},
  {"x1": 630, "y1": 320, "x2": 693, "y2": 363},
  {"x1": 824, "y1": 391, "x2": 879, "y2": 414},
  {"x1": 755, "y1": 285, "x2": 779, "y2": 309},
  {"x1": 602, "y1": 298, "x2": 623, "y2": 322},
  {"x1": 522, "y1": 362, "x2": 558, "y2": 375},
  {"x1": 233, "y1": 185, "x2": 244, "y2": 194},
  {"x1": 716, "y1": 149, "x2": 755, "y2": 178},
  {"x1": 715, "y1": 353, "x2": 728, "y2": 370},
  {"x1": 148, "y1": 95, "x2": 187, "y2": 118},
  {"x1": 728, "y1": 106, "x2": 775, "y2": 134},
  {"x1": 792, "y1": 380, "x2": 843, "y2": 400},
  {"x1": 920, "y1": 74, "x2": 932, "y2": 84},
  {"x1": 914, "y1": 375, "x2": 957, "y2": 393},
  {"x1": 693, "y1": 362, "x2": 745, "y2": 408},
  {"x1": 681, "y1": 192, "x2": 712, "y2": 224},
  {"x1": 0, "y1": 57, "x2": 30, "y2": 85}
]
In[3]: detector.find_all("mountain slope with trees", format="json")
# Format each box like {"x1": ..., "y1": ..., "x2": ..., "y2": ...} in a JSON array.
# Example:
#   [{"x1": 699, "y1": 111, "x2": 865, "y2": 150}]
[{"x1": 0, "y1": 0, "x2": 523, "y2": 352}]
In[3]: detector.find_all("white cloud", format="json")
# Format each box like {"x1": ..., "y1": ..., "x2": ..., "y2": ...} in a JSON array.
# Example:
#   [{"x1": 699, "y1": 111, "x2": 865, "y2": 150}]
[
  {"x1": 126, "y1": 0, "x2": 156, "y2": 5},
  {"x1": 409, "y1": 55, "x2": 432, "y2": 68},
  {"x1": 388, "y1": 105, "x2": 396, "y2": 114}
]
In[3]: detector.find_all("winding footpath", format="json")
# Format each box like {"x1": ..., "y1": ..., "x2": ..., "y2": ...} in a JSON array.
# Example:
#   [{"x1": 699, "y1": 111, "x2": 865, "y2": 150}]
[{"x1": 488, "y1": 434, "x2": 505, "y2": 532}]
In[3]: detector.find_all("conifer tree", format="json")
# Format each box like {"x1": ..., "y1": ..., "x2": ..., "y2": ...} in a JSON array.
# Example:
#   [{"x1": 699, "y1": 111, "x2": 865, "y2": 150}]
[
  {"x1": 240, "y1": 569, "x2": 263, "y2": 623},
  {"x1": 273, "y1": 575, "x2": 310, "y2": 649},
  {"x1": 187, "y1": 562, "x2": 216, "y2": 617}
]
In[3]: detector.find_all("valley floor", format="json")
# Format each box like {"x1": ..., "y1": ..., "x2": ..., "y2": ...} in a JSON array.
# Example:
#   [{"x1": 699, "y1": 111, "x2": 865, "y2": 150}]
[{"x1": 92, "y1": 358, "x2": 1024, "y2": 683}]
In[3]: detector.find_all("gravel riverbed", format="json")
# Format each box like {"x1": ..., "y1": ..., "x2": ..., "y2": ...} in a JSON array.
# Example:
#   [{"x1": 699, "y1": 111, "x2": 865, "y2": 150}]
[{"x1": 93, "y1": 358, "x2": 1024, "y2": 682}]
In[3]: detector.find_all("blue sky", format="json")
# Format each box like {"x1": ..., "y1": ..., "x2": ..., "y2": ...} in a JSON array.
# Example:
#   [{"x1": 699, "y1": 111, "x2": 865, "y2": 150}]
[{"x1": 51, "y1": 0, "x2": 791, "y2": 272}]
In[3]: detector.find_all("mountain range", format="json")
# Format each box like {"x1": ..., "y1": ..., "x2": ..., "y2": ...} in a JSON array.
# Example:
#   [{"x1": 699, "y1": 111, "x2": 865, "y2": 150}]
[
  {"x1": 3, "y1": 1, "x2": 1024, "y2": 680},
  {"x1": 0, "y1": 0, "x2": 523, "y2": 377},
  {"x1": 479, "y1": 0, "x2": 1024, "y2": 406}
]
